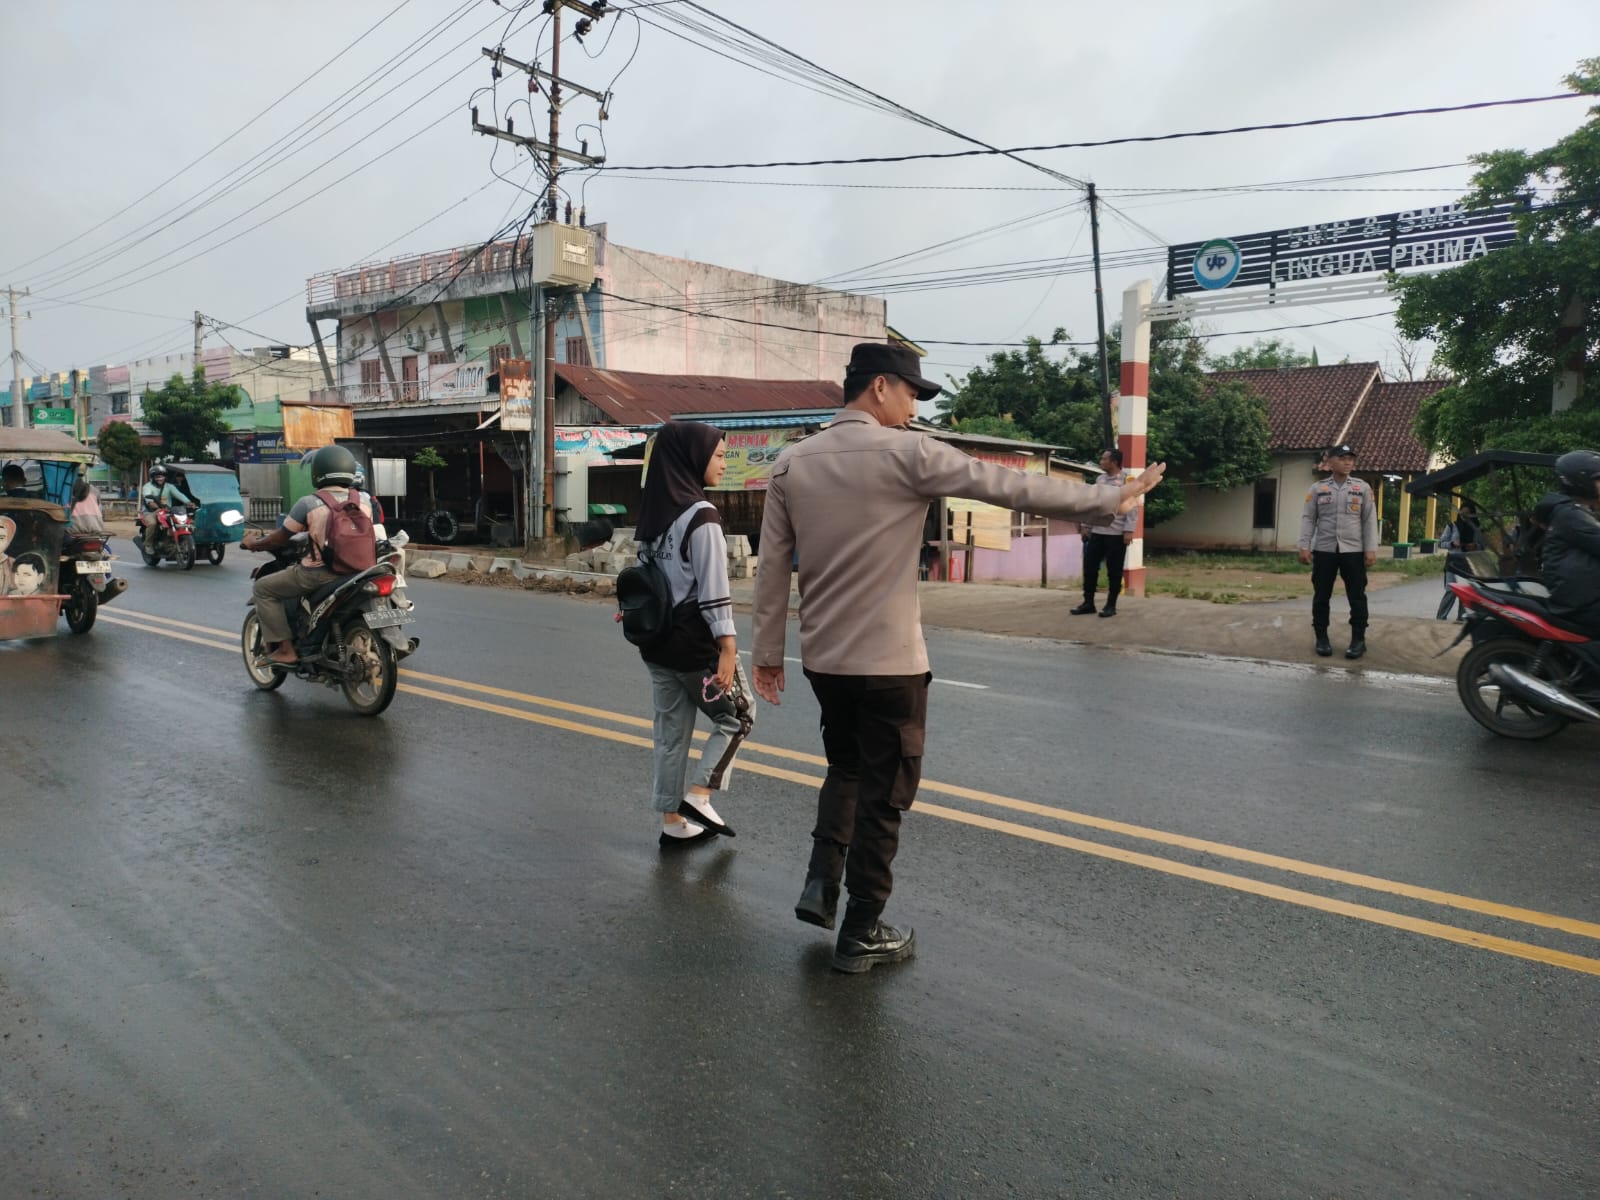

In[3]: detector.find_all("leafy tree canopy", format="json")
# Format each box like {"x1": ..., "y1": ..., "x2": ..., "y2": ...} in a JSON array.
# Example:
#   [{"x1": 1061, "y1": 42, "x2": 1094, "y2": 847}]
[
  {"x1": 95, "y1": 420, "x2": 149, "y2": 474},
  {"x1": 140, "y1": 370, "x2": 240, "y2": 462},
  {"x1": 1208, "y1": 337, "x2": 1313, "y2": 371},
  {"x1": 937, "y1": 325, "x2": 1271, "y2": 524},
  {"x1": 1395, "y1": 59, "x2": 1600, "y2": 461}
]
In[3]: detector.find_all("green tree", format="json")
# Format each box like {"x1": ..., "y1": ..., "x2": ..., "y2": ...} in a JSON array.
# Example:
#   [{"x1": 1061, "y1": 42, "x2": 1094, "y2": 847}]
[
  {"x1": 938, "y1": 325, "x2": 1271, "y2": 524},
  {"x1": 1209, "y1": 337, "x2": 1312, "y2": 371},
  {"x1": 140, "y1": 370, "x2": 239, "y2": 461},
  {"x1": 413, "y1": 446, "x2": 447, "y2": 509},
  {"x1": 1395, "y1": 59, "x2": 1600, "y2": 461},
  {"x1": 95, "y1": 420, "x2": 149, "y2": 475}
]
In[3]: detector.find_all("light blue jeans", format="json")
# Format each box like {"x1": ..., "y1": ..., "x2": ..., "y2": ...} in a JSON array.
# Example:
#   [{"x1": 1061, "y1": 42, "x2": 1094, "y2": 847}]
[{"x1": 646, "y1": 660, "x2": 755, "y2": 813}]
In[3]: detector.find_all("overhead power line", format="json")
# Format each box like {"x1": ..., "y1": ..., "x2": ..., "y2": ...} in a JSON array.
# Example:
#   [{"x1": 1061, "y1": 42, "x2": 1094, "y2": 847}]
[
  {"x1": 598, "y1": 92, "x2": 1585, "y2": 173},
  {"x1": 1, "y1": 0, "x2": 422, "y2": 280}
]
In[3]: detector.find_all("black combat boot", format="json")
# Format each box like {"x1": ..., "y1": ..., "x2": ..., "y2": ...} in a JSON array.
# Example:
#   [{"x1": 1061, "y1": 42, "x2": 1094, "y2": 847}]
[
  {"x1": 1314, "y1": 629, "x2": 1333, "y2": 657},
  {"x1": 1345, "y1": 629, "x2": 1367, "y2": 660},
  {"x1": 832, "y1": 900, "x2": 915, "y2": 974},
  {"x1": 794, "y1": 839, "x2": 847, "y2": 930}
]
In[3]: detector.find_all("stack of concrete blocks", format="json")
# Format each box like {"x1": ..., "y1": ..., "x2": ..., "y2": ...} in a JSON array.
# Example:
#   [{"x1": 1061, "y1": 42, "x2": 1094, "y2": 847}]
[
  {"x1": 726, "y1": 534, "x2": 759, "y2": 580},
  {"x1": 565, "y1": 527, "x2": 639, "y2": 575}
]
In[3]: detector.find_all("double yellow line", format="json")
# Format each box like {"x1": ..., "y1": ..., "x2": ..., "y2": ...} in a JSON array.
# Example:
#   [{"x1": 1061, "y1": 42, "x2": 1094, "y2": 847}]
[{"x1": 96, "y1": 607, "x2": 1600, "y2": 978}]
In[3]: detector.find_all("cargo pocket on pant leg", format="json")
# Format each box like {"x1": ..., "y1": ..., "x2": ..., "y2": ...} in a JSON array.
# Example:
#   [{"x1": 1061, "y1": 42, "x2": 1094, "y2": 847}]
[{"x1": 890, "y1": 723, "x2": 925, "y2": 811}]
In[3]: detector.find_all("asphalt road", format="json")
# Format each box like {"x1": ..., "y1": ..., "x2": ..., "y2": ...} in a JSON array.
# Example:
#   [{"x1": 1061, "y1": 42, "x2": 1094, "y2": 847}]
[{"x1": 3, "y1": 549, "x2": 1598, "y2": 1199}]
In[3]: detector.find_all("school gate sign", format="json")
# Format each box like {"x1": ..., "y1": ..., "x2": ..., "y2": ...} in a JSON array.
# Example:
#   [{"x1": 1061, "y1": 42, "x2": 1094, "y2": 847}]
[{"x1": 1166, "y1": 200, "x2": 1525, "y2": 297}]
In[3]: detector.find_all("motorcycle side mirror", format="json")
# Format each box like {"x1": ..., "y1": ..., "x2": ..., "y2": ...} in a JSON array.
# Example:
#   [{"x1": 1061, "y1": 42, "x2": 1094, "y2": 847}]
[{"x1": 220, "y1": 509, "x2": 245, "y2": 527}]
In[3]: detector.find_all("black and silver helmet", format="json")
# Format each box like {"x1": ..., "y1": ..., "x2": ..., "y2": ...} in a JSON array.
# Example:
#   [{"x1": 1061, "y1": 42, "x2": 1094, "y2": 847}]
[{"x1": 308, "y1": 445, "x2": 359, "y2": 488}]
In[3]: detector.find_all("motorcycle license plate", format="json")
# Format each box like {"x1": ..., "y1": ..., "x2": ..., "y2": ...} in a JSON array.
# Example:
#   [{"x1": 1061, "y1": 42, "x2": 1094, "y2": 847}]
[
  {"x1": 74, "y1": 560, "x2": 111, "y2": 575},
  {"x1": 363, "y1": 608, "x2": 415, "y2": 629}
]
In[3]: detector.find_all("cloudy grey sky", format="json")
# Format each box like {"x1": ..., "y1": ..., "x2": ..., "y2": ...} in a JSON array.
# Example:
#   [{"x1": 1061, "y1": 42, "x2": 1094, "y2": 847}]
[{"x1": 2, "y1": 0, "x2": 1594, "y2": 387}]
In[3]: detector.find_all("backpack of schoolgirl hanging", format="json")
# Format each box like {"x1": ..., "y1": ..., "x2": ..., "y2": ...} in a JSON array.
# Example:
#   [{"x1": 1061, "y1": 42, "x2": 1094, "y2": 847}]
[
  {"x1": 313, "y1": 488, "x2": 377, "y2": 575},
  {"x1": 616, "y1": 506, "x2": 718, "y2": 656}
]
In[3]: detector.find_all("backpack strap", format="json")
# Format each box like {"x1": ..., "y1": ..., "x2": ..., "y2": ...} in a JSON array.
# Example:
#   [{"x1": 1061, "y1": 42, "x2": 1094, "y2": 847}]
[{"x1": 679, "y1": 502, "x2": 721, "y2": 562}]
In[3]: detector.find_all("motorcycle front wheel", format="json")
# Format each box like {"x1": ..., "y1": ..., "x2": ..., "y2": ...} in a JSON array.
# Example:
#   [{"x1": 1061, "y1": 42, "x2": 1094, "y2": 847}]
[
  {"x1": 207, "y1": 543, "x2": 225, "y2": 565},
  {"x1": 1456, "y1": 637, "x2": 1569, "y2": 740},
  {"x1": 340, "y1": 620, "x2": 397, "y2": 716},
  {"x1": 176, "y1": 539, "x2": 196, "y2": 571},
  {"x1": 241, "y1": 611, "x2": 287, "y2": 691},
  {"x1": 63, "y1": 580, "x2": 98, "y2": 634}
]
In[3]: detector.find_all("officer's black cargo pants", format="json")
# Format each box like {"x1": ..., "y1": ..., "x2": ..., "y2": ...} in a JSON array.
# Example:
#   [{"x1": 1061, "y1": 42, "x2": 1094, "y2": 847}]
[{"x1": 1311, "y1": 550, "x2": 1368, "y2": 633}]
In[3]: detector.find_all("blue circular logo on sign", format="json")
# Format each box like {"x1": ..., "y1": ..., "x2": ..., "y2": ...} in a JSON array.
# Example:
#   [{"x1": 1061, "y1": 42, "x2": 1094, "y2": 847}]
[{"x1": 1193, "y1": 238, "x2": 1243, "y2": 290}]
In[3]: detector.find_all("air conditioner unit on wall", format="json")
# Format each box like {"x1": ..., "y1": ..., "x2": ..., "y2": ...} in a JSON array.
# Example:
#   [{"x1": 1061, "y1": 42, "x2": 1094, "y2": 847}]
[{"x1": 527, "y1": 223, "x2": 597, "y2": 289}]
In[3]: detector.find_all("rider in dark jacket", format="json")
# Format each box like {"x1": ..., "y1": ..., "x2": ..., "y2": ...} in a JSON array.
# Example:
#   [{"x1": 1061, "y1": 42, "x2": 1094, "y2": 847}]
[{"x1": 1539, "y1": 451, "x2": 1600, "y2": 634}]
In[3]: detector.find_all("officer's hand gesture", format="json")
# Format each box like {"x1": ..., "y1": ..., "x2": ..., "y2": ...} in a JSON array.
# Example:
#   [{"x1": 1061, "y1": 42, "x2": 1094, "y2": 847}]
[{"x1": 1115, "y1": 462, "x2": 1167, "y2": 515}]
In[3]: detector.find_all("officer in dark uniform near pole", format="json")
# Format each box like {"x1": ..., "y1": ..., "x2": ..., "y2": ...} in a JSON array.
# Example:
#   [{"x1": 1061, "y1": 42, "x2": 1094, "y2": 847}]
[{"x1": 1298, "y1": 442, "x2": 1379, "y2": 660}]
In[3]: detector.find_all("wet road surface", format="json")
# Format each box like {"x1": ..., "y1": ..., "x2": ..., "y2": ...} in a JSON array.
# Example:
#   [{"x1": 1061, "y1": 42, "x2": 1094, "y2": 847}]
[{"x1": 3, "y1": 553, "x2": 1598, "y2": 1198}]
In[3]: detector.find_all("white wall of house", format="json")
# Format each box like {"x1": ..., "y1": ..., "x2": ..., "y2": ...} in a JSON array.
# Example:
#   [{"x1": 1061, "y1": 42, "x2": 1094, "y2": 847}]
[
  {"x1": 1146, "y1": 454, "x2": 1319, "y2": 552},
  {"x1": 598, "y1": 245, "x2": 886, "y2": 380},
  {"x1": 128, "y1": 348, "x2": 322, "y2": 421}
]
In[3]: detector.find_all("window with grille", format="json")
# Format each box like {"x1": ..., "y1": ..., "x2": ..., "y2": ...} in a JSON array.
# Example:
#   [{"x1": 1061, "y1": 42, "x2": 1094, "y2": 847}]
[
  {"x1": 564, "y1": 336, "x2": 591, "y2": 367},
  {"x1": 360, "y1": 359, "x2": 382, "y2": 398},
  {"x1": 489, "y1": 343, "x2": 513, "y2": 376}
]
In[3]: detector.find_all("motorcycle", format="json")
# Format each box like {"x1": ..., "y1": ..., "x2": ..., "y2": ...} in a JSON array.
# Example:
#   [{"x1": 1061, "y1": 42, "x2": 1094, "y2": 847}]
[
  {"x1": 239, "y1": 515, "x2": 418, "y2": 716},
  {"x1": 1447, "y1": 569, "x2": 1600, "y2": 740},
  {"x1": 139, "y1": 504, "x2": 198, "y2": 570},
  {"x1": 59, "y1": 530, "x2": 125, "y2": 634}
]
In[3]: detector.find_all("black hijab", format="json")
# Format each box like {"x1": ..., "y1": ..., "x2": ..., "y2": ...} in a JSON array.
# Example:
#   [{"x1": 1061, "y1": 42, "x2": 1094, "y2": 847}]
[{"x1": 635, "y1": 420, "x2": 724, "y2": 542}]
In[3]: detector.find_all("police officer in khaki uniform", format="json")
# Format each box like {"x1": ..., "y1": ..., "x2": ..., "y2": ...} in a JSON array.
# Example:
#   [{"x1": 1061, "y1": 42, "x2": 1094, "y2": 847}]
[{"x1": 1298, "y1": 442, "x2": 1379, "y2": 659}]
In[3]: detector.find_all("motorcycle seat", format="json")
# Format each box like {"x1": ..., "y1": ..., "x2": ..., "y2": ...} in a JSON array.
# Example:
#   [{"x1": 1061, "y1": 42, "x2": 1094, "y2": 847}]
[
  {"x1": 307, "y1": 576, "x2": 354, "y2": 606},
  {"x1": 1478, "y1": 584, "x2": 1595, "y2": 638}
]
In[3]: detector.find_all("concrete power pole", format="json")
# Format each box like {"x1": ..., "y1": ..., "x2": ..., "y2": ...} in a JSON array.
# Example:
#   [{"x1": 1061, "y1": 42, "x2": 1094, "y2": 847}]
[
  {"x1": 194, "y1": 310, "x2": 205, "y2": 380},
  {"x1": 471, "y1": 4, "x2": 608, "y2": 539},
  {"x1": 5, "y1": 285, "x2": 29, "y2": 429}
]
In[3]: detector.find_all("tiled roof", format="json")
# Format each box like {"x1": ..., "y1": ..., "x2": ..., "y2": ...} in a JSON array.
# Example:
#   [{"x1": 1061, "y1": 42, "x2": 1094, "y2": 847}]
[
  {"x1": 1345, "y1": 379, "x2": 1444, "y2": 473},
  {"x1": 1209, "y1": 363, "x2": 1378, "y2": 452},
  {"x1": 554, "y1": 364, "x2": 842, "y2": 426}
]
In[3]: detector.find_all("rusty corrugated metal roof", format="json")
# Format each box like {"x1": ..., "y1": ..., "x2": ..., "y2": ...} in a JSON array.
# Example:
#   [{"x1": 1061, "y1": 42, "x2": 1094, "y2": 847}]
[{"x1": 555, "y1": 364, "x2": 842, "y2": 425}]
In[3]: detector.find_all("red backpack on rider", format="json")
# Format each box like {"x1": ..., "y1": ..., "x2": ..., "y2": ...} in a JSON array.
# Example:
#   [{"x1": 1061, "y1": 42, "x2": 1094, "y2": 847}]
[{"x1": 313, "y1": 489, "x2": 377, "y2": 575}]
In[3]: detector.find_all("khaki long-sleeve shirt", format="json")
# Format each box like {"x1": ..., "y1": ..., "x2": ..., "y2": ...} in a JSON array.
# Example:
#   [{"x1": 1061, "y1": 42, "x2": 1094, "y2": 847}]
[
  {"x1": 752, "y1": 410, "x2": 1121, "y2": 676},
  {"x1": 1297, "y1": 475, "x2": 1379, "y2": 553}
]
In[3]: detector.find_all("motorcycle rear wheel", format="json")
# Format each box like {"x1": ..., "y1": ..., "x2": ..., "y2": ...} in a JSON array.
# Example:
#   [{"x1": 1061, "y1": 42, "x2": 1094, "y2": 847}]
[
  {"x1": 63, "y1": 581, "x2": 97, "y2": 634},
  {"x1": 1456, "y1": 637, "x2": 1569, "y2": 740},
  {"x1": 140, "y1": 537, "x2": 161, "y2": 567},
  {"x1": 207, "y1": 543, "x2": 225, "y2": 565},
  {"x1": 340, "y1": 621, "x2": 397, "y2": 716},
  {"x1": 176, "y1": 539, "x2": 196, "y2": 571},
  {"x1": 241, "y1": 611, "x2": 287, "y2": 691}
]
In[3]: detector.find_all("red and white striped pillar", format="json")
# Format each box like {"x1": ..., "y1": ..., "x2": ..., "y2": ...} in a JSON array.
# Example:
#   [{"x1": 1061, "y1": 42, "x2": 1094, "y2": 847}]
[{"x1": 1118, "y1": 279, "x2": 1153, "y2": 598}]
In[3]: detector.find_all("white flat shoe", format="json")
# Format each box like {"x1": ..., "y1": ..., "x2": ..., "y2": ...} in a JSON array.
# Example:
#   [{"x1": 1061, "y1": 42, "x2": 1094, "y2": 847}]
[{"x1": 677, "y1": 794, "x2": 735, "y2": 837}]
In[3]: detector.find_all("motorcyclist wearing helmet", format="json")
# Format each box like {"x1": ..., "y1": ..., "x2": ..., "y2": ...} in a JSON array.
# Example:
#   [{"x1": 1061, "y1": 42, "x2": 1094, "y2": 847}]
[
  {"x1": 1537, "y1": 450, "x2": 1600, "y2": 636},
  {"x1": 138, "y1": 465, "x2": 195, "y2": 552},
  {"x1": 241, "y1": 445, "x2": 373, "y2": 665}
]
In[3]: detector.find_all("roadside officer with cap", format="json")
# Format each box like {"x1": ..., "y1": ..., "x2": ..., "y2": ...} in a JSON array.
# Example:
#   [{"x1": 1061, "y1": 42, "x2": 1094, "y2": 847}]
[
  {"x1": 1298, "y1": 442, "x2": 1379, "y2": 659},
  {"x1": 752, "y1": 342, "x2": 1166, "y2": 973}
]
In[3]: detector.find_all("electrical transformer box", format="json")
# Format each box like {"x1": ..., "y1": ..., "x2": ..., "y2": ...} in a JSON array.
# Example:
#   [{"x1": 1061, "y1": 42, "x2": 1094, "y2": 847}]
[{"x1": 527, "y1": 223, "x2": 597, "y2": 289}]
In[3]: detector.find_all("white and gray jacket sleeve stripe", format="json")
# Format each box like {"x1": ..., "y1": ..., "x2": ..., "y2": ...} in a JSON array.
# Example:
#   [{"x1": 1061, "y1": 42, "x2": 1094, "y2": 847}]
[{"x1": 687, "y1": 520, "x2": 736, "y2": 640}]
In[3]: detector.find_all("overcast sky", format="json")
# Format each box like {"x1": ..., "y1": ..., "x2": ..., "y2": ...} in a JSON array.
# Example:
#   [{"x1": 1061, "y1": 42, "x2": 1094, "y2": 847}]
[{"x1": 2, "y1": 0, "x2": 1594, "y2": 389}]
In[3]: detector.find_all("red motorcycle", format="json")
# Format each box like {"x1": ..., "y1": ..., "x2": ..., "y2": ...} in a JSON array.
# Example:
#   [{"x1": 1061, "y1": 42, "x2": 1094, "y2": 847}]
[
  {"x1": 139, "y1": 504, "x2": 197, "y2": 571},
  {"x1": 1448, "y1": 571, "x2": 1600, "y2": 739}
]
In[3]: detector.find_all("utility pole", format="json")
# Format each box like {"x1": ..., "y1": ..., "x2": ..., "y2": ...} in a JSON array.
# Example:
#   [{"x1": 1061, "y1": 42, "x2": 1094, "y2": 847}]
[
  {"x1": 194, "y1": 310, "x2": 205, "y2": 380},
  {"x1": 5, "y1": 285, "x2": 29, "y2": 429},
  {"x1": 472, "y1": 2, "x2": 610, "y2": 540},
  {"x1": 1087, "y1": 184, "x2": 1114, "y2": 452}
]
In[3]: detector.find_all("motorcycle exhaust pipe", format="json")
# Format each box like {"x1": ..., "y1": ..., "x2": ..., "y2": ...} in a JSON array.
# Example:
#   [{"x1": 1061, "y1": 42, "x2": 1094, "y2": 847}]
[{"x1": 1487, "y1": 663, "x2": 1600, "y2": 723}]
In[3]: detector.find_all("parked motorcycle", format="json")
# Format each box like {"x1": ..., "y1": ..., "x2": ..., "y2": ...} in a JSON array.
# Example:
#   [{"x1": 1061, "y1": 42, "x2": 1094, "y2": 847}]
[
  {"x1": 59, "y1": 531, "x2": 124, "y2": 634},
  {"x1": 239, "y1": 516, "x2": 418, "y2": 716},
  {"x1": 138, "y1": 504, "x2": 198, "y2": 570},
  {"x1": 1448, "y1": 573, "x2": 1600, "y2": 739}
]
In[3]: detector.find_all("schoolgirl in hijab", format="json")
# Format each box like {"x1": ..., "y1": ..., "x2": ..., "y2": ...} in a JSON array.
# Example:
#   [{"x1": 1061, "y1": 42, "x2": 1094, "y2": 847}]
[{"x1": 632, "y1": 421, "x2": 755, "y2": 848}]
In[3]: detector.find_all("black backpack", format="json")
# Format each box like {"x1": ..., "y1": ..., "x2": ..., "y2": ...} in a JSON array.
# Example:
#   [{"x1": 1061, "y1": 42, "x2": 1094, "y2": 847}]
[{"x1": 616, "y1": 507, "x2": 719, "y2": 668}]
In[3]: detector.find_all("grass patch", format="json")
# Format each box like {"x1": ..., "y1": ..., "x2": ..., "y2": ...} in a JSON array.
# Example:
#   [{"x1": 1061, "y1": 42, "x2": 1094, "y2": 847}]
[
  {"x1": 1149, "y1": 549, "x2": 1446, "y2": 579},
  {"x1": 1146, "y1": 581, "x2": 1246, "y2": 603}
]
